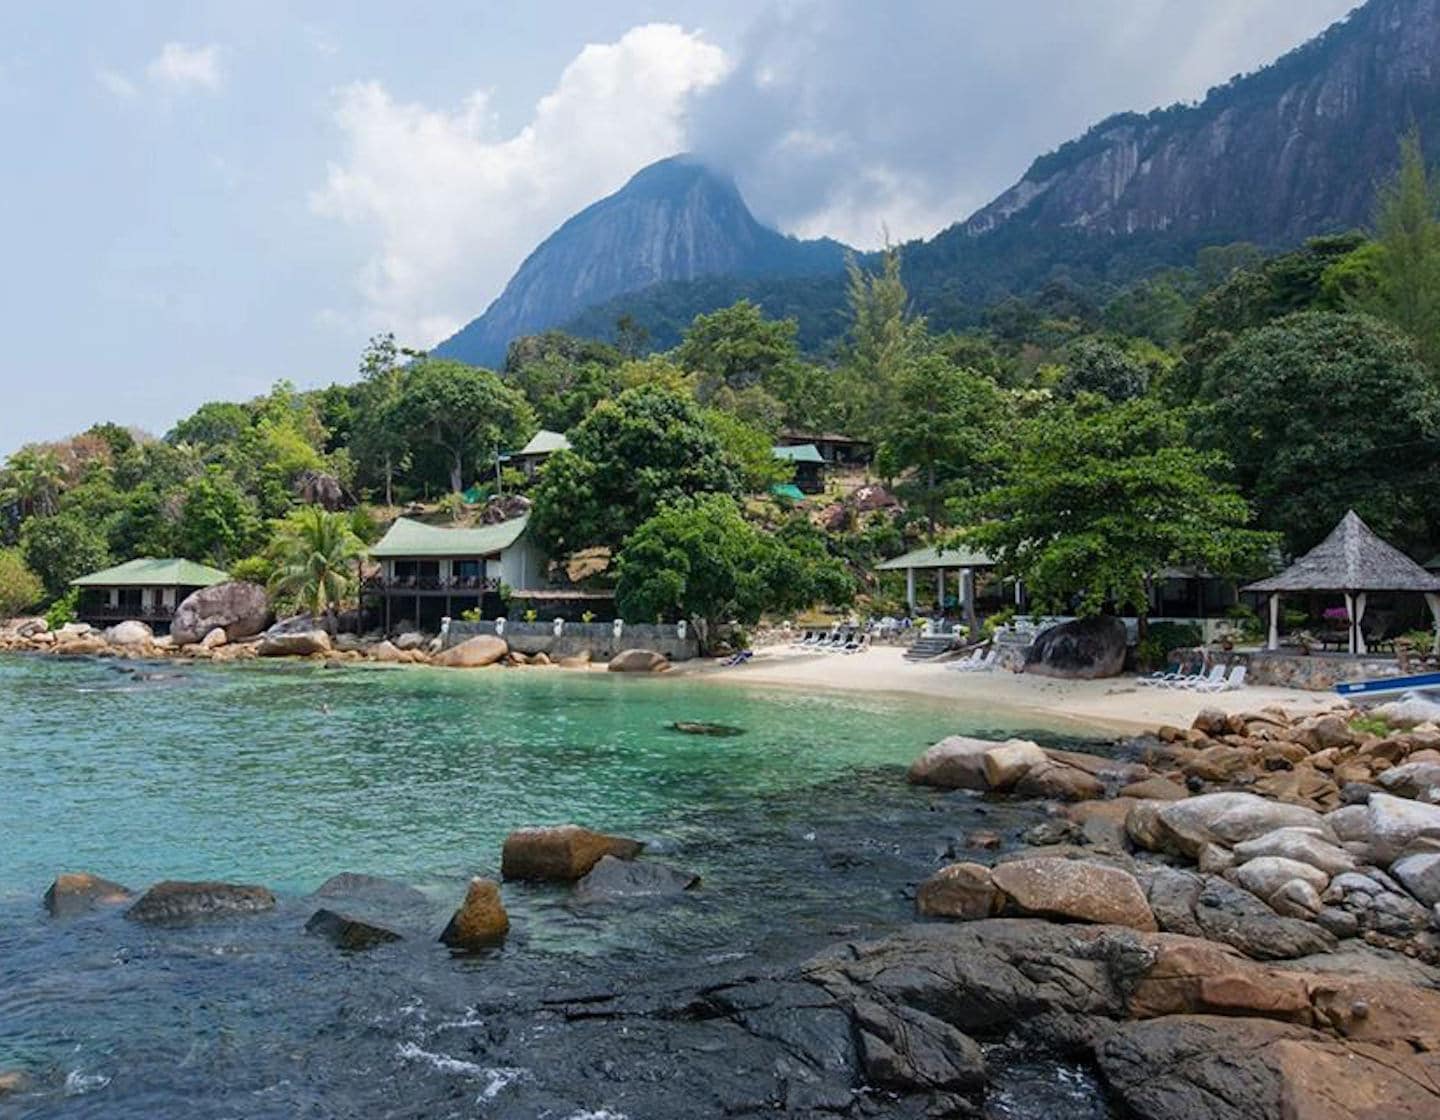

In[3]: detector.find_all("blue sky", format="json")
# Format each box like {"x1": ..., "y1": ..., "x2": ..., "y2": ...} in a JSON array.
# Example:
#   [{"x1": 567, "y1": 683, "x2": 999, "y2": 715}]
[{"x1": 0, "y1": 1, "x2": 1358, "y2": 456}]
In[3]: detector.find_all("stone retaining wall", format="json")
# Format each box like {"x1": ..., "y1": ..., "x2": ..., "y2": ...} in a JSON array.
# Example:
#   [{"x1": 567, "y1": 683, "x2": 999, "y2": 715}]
[
  {"x1": 442, "y1": 620, "x2": 700, "y2": 662},
  {"x1": 1210, "y1": 649, "x2": 1411, "y2": 691}
]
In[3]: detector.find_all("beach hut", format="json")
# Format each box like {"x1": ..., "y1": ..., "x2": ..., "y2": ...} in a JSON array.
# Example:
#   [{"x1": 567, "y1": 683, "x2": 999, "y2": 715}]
[
  {"x1": 877, "y1": 544, "x2": 996, "y2": 634},
  {"x1": 1243, "y1": 511, "x2": 1440, "y2": 654},
  {"x1": 507, "y1": 430, "x2": 571, "y2": 480},
  {"x1": 71, "y1": 558, "x2": 230, "y2": 632},
  {"x1": 771, "y1": 444, "x2": 826, "y2": 494}
]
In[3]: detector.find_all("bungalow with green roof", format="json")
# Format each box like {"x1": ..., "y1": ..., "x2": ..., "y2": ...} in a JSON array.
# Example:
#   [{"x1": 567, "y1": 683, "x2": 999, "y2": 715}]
[
  {"x1": 507, "y1": 429, "x2": 571, "y2": 480},
  {"x1": 772, "y1": 443, "x2": 826, "y2": 494},
  {"x1": 363, "y1": 515, "x2": 544, "y2": 632},
  {"x1": 71, "y1": 558, "x2": 230, "y2": 633}
]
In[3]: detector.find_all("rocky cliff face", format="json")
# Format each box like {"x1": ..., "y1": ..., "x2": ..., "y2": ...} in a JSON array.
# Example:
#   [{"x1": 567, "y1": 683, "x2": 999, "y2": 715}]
[
  {"x1": 433, "y1": 156, "x2": 847, "y2": 368},
  {"x1": 963, "y1": 0, "x2": 1440, "y2": 244}
]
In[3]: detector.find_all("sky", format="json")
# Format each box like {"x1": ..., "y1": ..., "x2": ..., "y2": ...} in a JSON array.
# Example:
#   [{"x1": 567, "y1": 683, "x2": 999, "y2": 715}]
[{"x1": 0, "y1": 0, "x2": 1361, "y2": 457}]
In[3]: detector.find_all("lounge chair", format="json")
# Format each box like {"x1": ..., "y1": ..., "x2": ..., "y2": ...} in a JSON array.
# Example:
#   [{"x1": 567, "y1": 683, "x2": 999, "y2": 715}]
[
  {"x1": 720, "y1": 649, "x2": 754, "y2": 668},
  {"x1": 842, "y1": 633, "x2": 871, "y2": 654},
  {"x1": 1166, "y1": 664, "x2": 1226, "y2": 691},
  {"x1": 1195, "y1": 664, "x2": 1246, "y2": 693},
  {"x1": 1137, "y1": 663, "x2": 1187, "y2": 688},
  {"x1": 945, "y1": 648, "x2": 984, "y2": 672},
  {"x1": 952, "y1": 648, "x2": 997, "y2": 673},
  {"x1": 791, "y1": 629, "x2": 815, "y2": 648}
]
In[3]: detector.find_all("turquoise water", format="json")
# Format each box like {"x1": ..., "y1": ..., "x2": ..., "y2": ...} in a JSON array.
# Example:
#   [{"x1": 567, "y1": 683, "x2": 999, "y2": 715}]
[{"x1": 0, "y1": 654, "x2": 1074, "y2": 898}]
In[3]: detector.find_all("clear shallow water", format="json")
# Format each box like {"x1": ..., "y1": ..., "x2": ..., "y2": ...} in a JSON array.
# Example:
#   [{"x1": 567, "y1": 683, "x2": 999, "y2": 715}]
[{"x1": 0, "y1": 654, "x2": 1115, "y2": 1118}]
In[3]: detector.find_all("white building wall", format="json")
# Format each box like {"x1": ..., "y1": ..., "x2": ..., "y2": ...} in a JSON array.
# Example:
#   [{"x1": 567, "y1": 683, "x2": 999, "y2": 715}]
[{"x1": 498, "y1": 539, "x2": 544, "y2": 590}]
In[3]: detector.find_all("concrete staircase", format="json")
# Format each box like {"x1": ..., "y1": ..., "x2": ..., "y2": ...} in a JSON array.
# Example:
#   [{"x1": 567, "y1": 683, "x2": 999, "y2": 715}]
[{"x1": 904, "y1": 634, "x2": 956, "y2": 661}]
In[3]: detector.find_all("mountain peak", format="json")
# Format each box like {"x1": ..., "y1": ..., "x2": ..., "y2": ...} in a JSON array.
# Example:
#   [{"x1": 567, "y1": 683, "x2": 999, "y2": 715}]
[{"x1": 432, "y1": 156, "x2": 846, "y2": 368}]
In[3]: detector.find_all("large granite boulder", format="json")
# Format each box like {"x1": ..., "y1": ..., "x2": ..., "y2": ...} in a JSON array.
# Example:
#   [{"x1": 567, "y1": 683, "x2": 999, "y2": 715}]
[
  {"x1": 105, "y1": 619, "x2": 153, "y2": 646},
  {"x1": 432, "y1": 634, "x2": 507, "y2": 668},
  {"x1": 907, "y1": 736, "x2": 995, "y2": 791},
  {"x1": 1365, "y1": 793, "x2": 1440, "y2": 865},
  {"x1": 171, "y1": 581, "x2": 270, "y2": 646},
  {"x1": 608, "y1": 649, "x2": 670, "y2": 673},
  {"x1": 1231, "y1": 827, "x2": 1355, "y2": 877},
  {"x1": 126, "y1": 880, "x2": 276, "y2": 923},
  {"x1": 916, "y1": 863, "x2": 1003, "y2": 920},
  {"x1": 43, "y1": 871, "x2": 132, "y2": 917},
  {"x1": 1023, "y1": 615, "x2": 1128, "y2": 679},
  {"x1": 501, "y1": 825, "x2": 643, "y2": 882},
  {"x1": 438, "y1": 878, "x2": 509, "y2": 949},
  {"x1": 258, "y1": 629, "x2": 331, "y2": 657},
  {"x1": 1143, "y1": 792, "x2": 1335, "y2": 859},
  {"x1": 991, "y1": 858, "x2": 1157, "y2": 930}
]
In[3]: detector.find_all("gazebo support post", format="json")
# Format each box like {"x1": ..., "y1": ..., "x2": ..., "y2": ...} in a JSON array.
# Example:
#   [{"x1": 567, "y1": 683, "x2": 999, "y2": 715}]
[
  {"x1": 1267, "y1": 593, "x2": 1280, "y2": 652},
  {"x1": 1354, "y1": 592, "x2": 1368, "y2": 656},
  {"x1": 936, "y1": 568, "x2": 945, "y2": 613},
  {"x1": 1428, "y1": 593, "x2": 1440, "y2": 656},
  {"x1": 905, "y1": 567, "x2": 916, "y2": 613},
  {"x1": 962, "y1": 567, "x2": 978, "y2": 638},
  {"x1": 1344, "y1": 593, "x2": 1355, "y2": 655}
]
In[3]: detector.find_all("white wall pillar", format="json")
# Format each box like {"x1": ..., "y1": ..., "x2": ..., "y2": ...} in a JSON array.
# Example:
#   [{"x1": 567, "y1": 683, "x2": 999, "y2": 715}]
[
  {"x1": 962, "y1": 568, "x2": 978, "y2": 636},
  {"x1": 1268, "y1": 593, "x2": 1280, "y2": 651},
  {"x1": 905, "y1": 567, "x2": 916, "y2": 612},
  {"x1": 936, "y1": 567, "x2": 945, "y2": 611}
]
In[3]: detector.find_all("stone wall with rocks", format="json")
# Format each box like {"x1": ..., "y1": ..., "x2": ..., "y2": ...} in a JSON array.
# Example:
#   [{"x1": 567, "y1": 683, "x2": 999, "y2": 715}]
[
  {"x1": 443, "y1": 620, "x2": 700, "y2": 662},
  {"x1": 1195, "y1": 648, "x2": 1415, "y2": 691}
]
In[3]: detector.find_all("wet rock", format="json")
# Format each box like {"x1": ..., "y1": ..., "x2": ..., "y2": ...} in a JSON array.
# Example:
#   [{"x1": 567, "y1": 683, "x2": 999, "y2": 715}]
[
  {"x1": 1231, "y1": 828, "x2": 1354, "y2": 877},
  {"x1": 1021, "y1": 819, "x2": 1080, "y2": 847},
  {"x1": 501, "y1": 824, "x2": 643, "y2": 881},
  {"x1": 573, "y1": 855, "x2": 700, "y2": 902},
  {"x1": 1148, "y1": 793, "x2": 1334, "y2": 859},
  {"x1": 851, "y1": 998, "x2": 986, "y2": 1093},
  {"x1": 1023, "y1": 615, "x2": 1127, "y2": 679},
  {"x1": 438, "y1": 877, "x2": 509, "y2": 949},
  {"x1": 43, "y1": 872, "x2": 132, "y2": 917},
  {"x1": 1143, "y1": 869, "x2": 1335, "y2": 959},
  {"x1": 1013, "y1": 760, "x2": 1106, "y2": 801},
  {"x1": 305, "y1": 908, "x2": 403, "y2": 950},
  {"x1": 964, "y1": 829, "x2": 1003, "y2": 850},
  {"x1": 311, "y1": 871, "x2": 429, "y2": 911},
  {"x1": 990, "y1": 858, "x2": 1156, "y2": 930},
  {"x1": 671, "y1": 721, "x2": 745, "y2": 737},
  {"x1": 432, "y1": 634, "x2": 507, "y2": 668},
  {"x1": 0, "y1": 1071, "x2": 28, "y2": 1096},
  {"x1": 171, "y1": 581, "x2": 270, "y2": 645},
  {"x1": 126, "y1": 880, "x2": 276, "y2": 923},
  {"x1": 981, "y1": 740, "x2": 1048, "y2": 791},
  {"x1": 608, "y1": 648, "x2": 670, "y2": 672},
  {"x1": 906, "y1": 736, "x2": 994, "y2": 791},
  {"x1": 1119, "y1": 776, "x2": 1189, "y2": 801},
  {"x1": 105, "y1": 619, "x2": 153, "y2": 646},
  {"x1": 916, "y1": 863, "x2": 1002, "y2": 920},
  {"x1": 1365, "y1": 792, "x2": 1440, "y2": 865},
  {"x1": 258, "y1": 629, "x2": 331, "y2": 657}
]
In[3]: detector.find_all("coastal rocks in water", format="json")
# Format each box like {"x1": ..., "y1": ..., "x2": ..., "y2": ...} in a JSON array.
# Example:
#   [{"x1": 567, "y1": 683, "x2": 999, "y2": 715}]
[
  {"x1": 916, "y1": 863, "x2": 1003, "y2": 920},
  {"x1": 305, "y1": 908, "x2": 403, "y2": 951},
  {"x1": 170, "y1": 581, "x2": 270, "y2": 646},
  {"x1": 981, "y1": 740, "x2": 1049, "y2": 791},
  {"x1": 671, "y1": 721, "x2": 744, "y2": 737},
  {"x1": 573, "y1": 855, "x2": 700, "y2": 902},
  {"x1": 907, "y1": 736, "x2": 994, "y2": 791},
  {"x1": 54, "y1": 634, "x2": 109, "y2": 656},
  {"x1": 311, "y1": 871, "x2": 430, "y2": 911},
  {"x1": 1141, "y1": 792, "x2": 1334, "y2": 859},
  {"x1": 258, "y1": 629, "x2": 331, "y2": 657},
  {"x1": 126, "y1": 880, "x2": 276, "y2": 923},
  {"x1": 0, "y1": 1071, "x2": 28, "y2": 1096},
  {"x1": 1365, "y1": 792, "x2": 1440, "y2": 865},
  {"x1": 851, "y1": 1000, "x2": 988, "y2": 1095},
  {"x1": 1022, "y1": 615, "x2": 1127, "y2": 679},
  {"x1": 501, "y1": 824, "x2": 643, "y2": 882},
  {"x1": 431, "y1": 634, "x2": 507, "y2": 668},
  {"x1": 105, "y1": 619, "x2": 153, "y2": 646},
  {"x1": 370, "y1": 640, "x2": 404, "y2": 662},
  {"x1": 1013, "y1": 760, "x2": 1106, "y2": 801},
  {"x1": 438, "y1": 877, "x2": 509, "y2": 949},
  {"x1": 608, "y1": 649, "x2": 670, "y2": 673},
  {"x1": 43, "y1": 871, "x2": 132, "y2": 917},
  {"x1": 990, "y1": 858, "x2": 1157, "y2": 930}
]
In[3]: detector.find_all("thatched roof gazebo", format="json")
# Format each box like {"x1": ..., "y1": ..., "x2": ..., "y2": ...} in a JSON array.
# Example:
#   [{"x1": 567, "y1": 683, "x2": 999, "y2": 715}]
[{"x1": 1244, "y1": 510, "x2": 1440, "y2": 654}]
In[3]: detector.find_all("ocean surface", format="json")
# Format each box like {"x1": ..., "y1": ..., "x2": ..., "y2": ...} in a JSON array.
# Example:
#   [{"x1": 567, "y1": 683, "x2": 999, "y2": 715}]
[{"x1": 0, "y1": 654, "x2": 1117, "y2": 1118}]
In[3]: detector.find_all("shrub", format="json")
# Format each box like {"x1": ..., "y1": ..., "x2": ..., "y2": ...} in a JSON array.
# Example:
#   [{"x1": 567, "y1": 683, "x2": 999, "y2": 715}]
[
  {"x1": 1136, "y1": 620, "x2": 1203, "y2": 671},
  {"x1": 0, "y1": 548, "x2": 44, "y2": 617},
  {"x1": 44, "y1": 588, "x2": 79, "y2": 630}
]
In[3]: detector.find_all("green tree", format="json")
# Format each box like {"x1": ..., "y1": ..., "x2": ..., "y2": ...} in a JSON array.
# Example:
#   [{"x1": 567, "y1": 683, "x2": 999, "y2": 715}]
[
  {"x1": 503, "y1": 332, "x2": 623, "y2": 431},
  {"x1": 835, "y1": 248, "x2": 924, "y2": 436},
  {"x1": 528, "y1": 384, "x2": 741, "y2": 557},
  {"x1": 1055, "y1": 337, "x2": 1152, "y2": 402},
  {"x1": 614, "y1": 493, "x2": 852, "y2": 650},
  {"x1": 676, "y1": 300, "x2": 801, "y2": 396},
  {"x1": 0, "y1": 548, "x2": 45, "y2": 616},
  {"x1": 350, "y1": 333, "x2": 413, "y2": 505},
  {"x1": 395, "y1": 359, "x2": 536, "y2": 494},
  {"x1": 21, "y1": 513, "x2": 111, "y2": 597},
  {"x1": 965, "y1": 398, "x2": 1273, "y2": 640},
  {"x1": 703, "y1": 409, "x2": 791, "y2": 493},
  {"x1": 265, "y1": 506, "x2": 365, "y2": 628},
  {"x1": 875, "y1": 356, "x2": 1008, "y2": 530},
  {"x1": 1191, "y1": 311, "x2": 1440, "y2": 554},
  {"x1": 167, "y1": 401, "x2": 251, "y2": 450},
  {"x1": 1354, "y1": 131, "x2": 1440, "y2": 368},
  {"x1": 1, "y1": 446, "x2": 66, "y2": 519},
  {"x1": 175, "y1": 467, "x2": 261, "y2": 566}
]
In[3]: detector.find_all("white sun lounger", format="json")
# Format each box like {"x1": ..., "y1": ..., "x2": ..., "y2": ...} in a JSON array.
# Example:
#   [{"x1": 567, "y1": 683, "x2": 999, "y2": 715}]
[
  {"x1": 1194, "y1": 664, "x2": 1247, "y2": 693},
  {"x1": 1165, "y1": 664, "x2": 1226, "y2": 691}
]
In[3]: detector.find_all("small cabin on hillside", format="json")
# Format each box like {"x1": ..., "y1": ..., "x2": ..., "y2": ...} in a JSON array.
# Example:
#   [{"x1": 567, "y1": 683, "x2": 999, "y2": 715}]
[
  {"x1": 71, "y1": 558, "x2": 230, "y2": 633},
  {"x1": 777, "y1": 429, "x2": 872, "y2": 467},
  {"x1": 364, "y1": 515, "x2": 545, "y2": 632},
  {"x1": 772, "y1": 443, "x2": 826, "y2": 494},
  {"x1": 507, "y1": 430, "x2": 571, "y2": 479}
]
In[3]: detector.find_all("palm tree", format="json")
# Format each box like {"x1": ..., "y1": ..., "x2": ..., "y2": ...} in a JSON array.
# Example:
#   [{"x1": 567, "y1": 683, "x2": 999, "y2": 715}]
[
  {"x1": 1, "y1": 447, "x2": 65, "y2": 518},
  {"x1": 267, "y1": 506, "x2": 364, "y2": 631}
]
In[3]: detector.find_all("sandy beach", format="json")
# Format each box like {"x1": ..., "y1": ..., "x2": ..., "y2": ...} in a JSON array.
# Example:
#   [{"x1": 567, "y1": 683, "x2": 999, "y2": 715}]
[{"x1": 683, "y1": 644, "x2": 1339, "y2": 734}]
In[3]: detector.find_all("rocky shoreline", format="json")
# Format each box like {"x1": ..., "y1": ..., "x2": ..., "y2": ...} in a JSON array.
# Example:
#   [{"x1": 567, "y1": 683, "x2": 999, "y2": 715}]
[{"x1": 13, "y1": 698, "x2": 1440, "y2": 1116}]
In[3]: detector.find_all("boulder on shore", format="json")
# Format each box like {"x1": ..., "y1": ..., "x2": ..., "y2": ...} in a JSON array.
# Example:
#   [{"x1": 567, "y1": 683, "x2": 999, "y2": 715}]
[
  {"x1": 1023, "y1": 616, "x2": 1128, "y2": 679},
  {"x1": 171, "y1": 581, "x2": 270, "y2": 646},
  {"x1": 43, "y1": 872, "x2": 132, "y2": 917},
  {"x1": 105, "y1": 619, "x2": 153, "y2": 646},
  {"x1": 608, "y1": 649, "x2": 670, "y2": 673},
  {"x1": 258, "y1": 629, "x2": 331, "y2": 657},
  {"x1": 1142, "y1": 792, "x2": 1334, "y2": 859},
  {"x1": 916, "y1": 862, "x2": 1003, "y2": 920},
  {"x1": 501, "y1": 824, "x2": 643, "y2": 882},
  {"x1": 438, "y1": 878, "x2": 509, "y2": 949},
  {"x1": 305, "y1": 908, "x2": 403, "y2": 951},
  {"x1": 991, "y1": 858, "x2": 1157, "y2": 930},
  {"x1": 432, "y1": 634, "x2": 508, "y2": 668},
  {"x1": 126, "y1": 880, "x2": 276, "y2": 923},
  {"x1": 907, "y1": 736, "x2": 995, "y2": 791}
]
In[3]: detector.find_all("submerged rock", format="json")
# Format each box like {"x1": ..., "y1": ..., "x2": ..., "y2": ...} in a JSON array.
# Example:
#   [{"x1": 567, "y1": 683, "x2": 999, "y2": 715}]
[
  {"x1": 0, "y1": 1071, "x2": 28, "y2": 1096},
  {"x1": 438, "y1": 877, "x2": 509, "y2": 949},
  {"x1": 311, "y1": 872, "x2": 429, "y2": 911},
  {"x1": 305, "y1": 908, "x2": 402, "y2": 950},
  {"x1": 43, "y1": 872, "x2": 132, "y2": 917},
  {"x1": 126, "y1": 880, "x2": 276, "y2": 923},
  {"x1": 501, "y1": 824, "x2": 643, "y2": 882},
  {"x1": 671, "y1": 721, "x2": 745, "y2": 737},
  {"x1": 573, "y1": 855, "x2": 700, "y2": 902}
]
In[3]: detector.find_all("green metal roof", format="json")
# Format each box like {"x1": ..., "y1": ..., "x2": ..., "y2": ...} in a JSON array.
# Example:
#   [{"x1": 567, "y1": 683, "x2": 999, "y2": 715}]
[
  {"x1": 770, "y1": 482, "x2": 806, "y2": 502},
  {"x1": 772, "y1": 443, "x2": 824, "y2": 464},
  {"x1": 876, "y1": 544, "x2": 996, "y2": 571},
  {"x1": 368, "y1": 516, "x2": 530, "y2": 559},
  {"x1": 71, "y1": 557, "x2": 231, "y2": 588},
  {"x1": 516, "y1": 430, "x2": 571, "y2": 456}
]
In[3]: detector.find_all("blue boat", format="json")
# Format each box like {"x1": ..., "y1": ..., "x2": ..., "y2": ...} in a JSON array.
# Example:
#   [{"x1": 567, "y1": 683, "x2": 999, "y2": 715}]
[{"x1": 1335, "y1": 671, "x2": 1440, "y2": 700}]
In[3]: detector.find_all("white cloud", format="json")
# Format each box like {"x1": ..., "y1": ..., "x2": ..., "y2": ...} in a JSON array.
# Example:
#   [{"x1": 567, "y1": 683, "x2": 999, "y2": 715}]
[
  {"x1": 96, "y1": 68, "x2": 138, "y2": 99},
  {"x1": 146, "y1": 42, "x2": 223, "y2": 92},
  {"x1": 310, "y1": 23, "x2": 729, "y2": 348}
]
